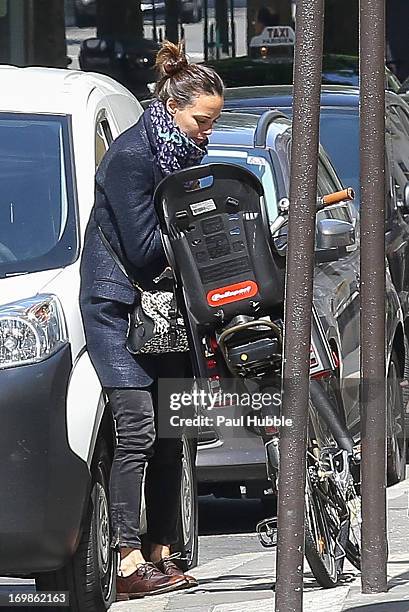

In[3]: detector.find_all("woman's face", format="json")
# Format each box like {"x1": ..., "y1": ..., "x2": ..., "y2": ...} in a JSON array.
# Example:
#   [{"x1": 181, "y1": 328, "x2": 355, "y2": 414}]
[{"x1": 166, "y1": 93, "x2": 224, "y2": 145}]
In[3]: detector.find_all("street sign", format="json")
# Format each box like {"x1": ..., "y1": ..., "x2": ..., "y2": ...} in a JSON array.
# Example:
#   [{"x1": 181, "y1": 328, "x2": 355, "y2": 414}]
[{"x1": 249, "y1": 26, "x2": 295, "y2": 48}]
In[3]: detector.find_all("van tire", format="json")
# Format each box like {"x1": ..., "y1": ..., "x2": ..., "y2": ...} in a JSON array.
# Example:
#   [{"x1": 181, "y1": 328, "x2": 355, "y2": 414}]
[{"x1": 35, "y1": 439, "x2": 116, "y2": 612}]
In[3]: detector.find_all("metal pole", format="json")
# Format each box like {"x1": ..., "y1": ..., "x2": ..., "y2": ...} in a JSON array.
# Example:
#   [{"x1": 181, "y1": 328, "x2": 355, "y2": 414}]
[
  {"x1": 9, "y1": 0, "x2": 26, "y2": 65},
  {"x1": 274, "y1": 0, "x2": 325, "y2": 609},
  {"x1": 359, "y1": 0, "x2": 388, "y2": 594},
  {"x1": 229, "y1": 0, "x2": 235, "y2": 58},
  {"x1": 203, "y1": 0, "x2": 208, "y2": 61},
  {"x1": 209, "y1": 22, "x2": 215, "y2": 60},
  {"x1": 26, "y1": 0, "x2": 35, "y2": 64},
  {"x1": 152, "y1": 0, "x2": 157, "y2": 43}
]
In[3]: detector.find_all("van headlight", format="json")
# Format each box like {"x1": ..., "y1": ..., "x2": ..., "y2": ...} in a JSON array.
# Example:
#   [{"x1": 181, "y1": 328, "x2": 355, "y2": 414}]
[{"x1": 0, "y1": 295, "x2": 68, "y2": 369}]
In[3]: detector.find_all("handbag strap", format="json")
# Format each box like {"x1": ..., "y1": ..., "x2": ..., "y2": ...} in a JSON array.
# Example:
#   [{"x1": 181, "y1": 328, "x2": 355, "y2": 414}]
[{"x1": 97, "y1": 225, "x2": 144, "y2": 293}]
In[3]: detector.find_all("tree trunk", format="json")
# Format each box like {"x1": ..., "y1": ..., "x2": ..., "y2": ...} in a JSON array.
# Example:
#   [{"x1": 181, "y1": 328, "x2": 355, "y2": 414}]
[
  {"x1": 97, "y1": 0, "x2": 143, "y2": 39},
  {"x1": 165, "y1": 0, "x2": 179, "y2": 43},
  {"x1": 31, "y1": 0, "x2": 67, "y2": 67}
]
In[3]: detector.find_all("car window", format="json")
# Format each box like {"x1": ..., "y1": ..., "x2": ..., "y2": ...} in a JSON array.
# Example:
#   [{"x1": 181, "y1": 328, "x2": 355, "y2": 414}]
[
  {"x1": 0, "y1": 113, "x2": 78, "y2": 277},
  {"x1": 388, "y1": 106, "x2": 409, "y2": 207},
  {"x1": 320, "y1": 107, "x2": 390, "y2": 221},
  {"x1": 204, "y1": 148, "x2": 279, "y2": 221},
  {"x1": 319, "y1": 148, "x2": 343, "y2": 192},
  {"x1": 95, "y1": 116, "x2": 113, "y2": 168},
  {"x1": 318, "y1": 156, "x2": 339, "y2": 197},
  {"x1": 386, "y1": 69, "x2": 402, "y2": 93},
  {"x1": 318, "y1": 109, "x2": 360, "y2": 210},
  {"x1": 276, "y1": 120, "x2": 347, "y2": 204},
  {"x1": 393, "y1": 105, "x2": 409, "y2": 136},
  {"x1": 317, "y1": 154, "x2": 352, "y2": 224}
]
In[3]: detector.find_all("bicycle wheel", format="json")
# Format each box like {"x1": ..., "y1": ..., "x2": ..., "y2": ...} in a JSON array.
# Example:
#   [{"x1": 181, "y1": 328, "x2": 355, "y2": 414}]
[
  {"x1": 324, "y1": 447, "x2": 361, "y2": 571},
  {"x1": 345, "y1": 474, "x2": 361, "y2": 569},
  {"x1": 304, "y1": 458, "x2": 349, "y2": 588}
]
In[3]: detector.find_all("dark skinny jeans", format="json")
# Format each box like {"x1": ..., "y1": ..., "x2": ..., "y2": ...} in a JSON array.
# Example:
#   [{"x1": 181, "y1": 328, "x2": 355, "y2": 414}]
[{"x1": 106, "y1": 356, "x2": 189, "y2": 550}]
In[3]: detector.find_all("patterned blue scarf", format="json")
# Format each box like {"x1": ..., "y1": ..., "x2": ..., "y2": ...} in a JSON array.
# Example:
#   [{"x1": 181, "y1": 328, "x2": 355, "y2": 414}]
[{"x1": 148, "y1": 99, "x2": 208, "y2": 175}]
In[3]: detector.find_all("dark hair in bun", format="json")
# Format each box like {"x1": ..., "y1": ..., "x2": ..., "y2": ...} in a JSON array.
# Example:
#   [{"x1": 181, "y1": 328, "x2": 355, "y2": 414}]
[
  {"x1": 154, "y1": 40, "x2": 224, "y2": 108},
  {"x1": 155, "y1": 40, "x2": 188, "y2": 77}
]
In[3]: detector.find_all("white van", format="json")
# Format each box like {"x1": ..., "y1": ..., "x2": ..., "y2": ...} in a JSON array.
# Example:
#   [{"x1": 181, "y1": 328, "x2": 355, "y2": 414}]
[{"x1": 0, "y1": 67, "x2": 197, "y2": 611}]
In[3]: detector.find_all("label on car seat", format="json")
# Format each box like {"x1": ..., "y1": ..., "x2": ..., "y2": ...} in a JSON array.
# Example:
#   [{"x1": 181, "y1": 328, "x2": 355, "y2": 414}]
[
  {"x1": 207, "y1": 280, "x2": 258, "y2": 306},
  {"x1": 190, "y1": 199, "x2": 217, "y2": 216}
]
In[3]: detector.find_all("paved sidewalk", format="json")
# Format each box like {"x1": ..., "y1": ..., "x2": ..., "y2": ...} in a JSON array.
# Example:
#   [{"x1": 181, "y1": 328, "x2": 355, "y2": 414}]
[{"x1": 112, "y1": 476, "x2": 409, "y2": 612}]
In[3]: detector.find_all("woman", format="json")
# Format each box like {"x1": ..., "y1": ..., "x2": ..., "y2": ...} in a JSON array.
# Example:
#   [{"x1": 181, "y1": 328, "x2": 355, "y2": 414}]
[{"x1": 79, "y1": 41, "x2": 224, "y2": 600}]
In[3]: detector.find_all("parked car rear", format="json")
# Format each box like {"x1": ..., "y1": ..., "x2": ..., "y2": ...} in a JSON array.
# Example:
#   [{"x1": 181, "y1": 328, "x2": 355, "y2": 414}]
[{"x1": 194, "y1": 109, "x2": 407, "y2": 502}]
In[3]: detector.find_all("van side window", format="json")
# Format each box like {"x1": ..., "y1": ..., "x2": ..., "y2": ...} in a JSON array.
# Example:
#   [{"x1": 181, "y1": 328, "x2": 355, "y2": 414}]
[{"x1": 95, "y1": 117, "x2": 113, "y2": 169}]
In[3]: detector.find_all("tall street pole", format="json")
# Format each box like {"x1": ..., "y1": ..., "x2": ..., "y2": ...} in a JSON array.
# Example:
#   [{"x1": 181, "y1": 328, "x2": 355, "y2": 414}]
[{"x1": 274, "y1": 0, "x2": 325, "y2": 609}]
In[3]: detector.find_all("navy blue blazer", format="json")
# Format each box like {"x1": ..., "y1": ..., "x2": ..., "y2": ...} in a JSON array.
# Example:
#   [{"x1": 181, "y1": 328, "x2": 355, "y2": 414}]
[
  {"x1": 79, "y1": 109, "x2": 182, "y2": 388},
  {"x1": 81, "y1": 110, "x2": 168, "y2": 305}
]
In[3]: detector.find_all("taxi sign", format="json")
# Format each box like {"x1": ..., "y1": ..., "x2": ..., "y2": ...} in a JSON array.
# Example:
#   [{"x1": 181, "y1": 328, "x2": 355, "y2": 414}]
[{"x1": 250, "y1": 26, "x2": 295, "y2": 48}]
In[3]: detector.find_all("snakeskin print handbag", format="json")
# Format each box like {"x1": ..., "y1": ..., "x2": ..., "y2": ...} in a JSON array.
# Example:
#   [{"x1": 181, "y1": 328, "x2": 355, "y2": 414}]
[{"x1": 97, "y1": 226, "x2": 189, "y2": 354}]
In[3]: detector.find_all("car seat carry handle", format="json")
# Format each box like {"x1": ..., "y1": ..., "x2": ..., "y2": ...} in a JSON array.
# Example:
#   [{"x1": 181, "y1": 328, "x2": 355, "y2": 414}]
[{"x1": 154, "y1": 162, "x2": 264, "y2": 208}]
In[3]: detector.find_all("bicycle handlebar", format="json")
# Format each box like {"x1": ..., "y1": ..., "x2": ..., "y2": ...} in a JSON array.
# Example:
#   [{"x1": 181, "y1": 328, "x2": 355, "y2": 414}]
[
  {"x1": 322, "y1": 188, "x2": 355, "y2": 206},
  {"x1": 270, "y1": 187, "x2": 355, "y2": 236}
]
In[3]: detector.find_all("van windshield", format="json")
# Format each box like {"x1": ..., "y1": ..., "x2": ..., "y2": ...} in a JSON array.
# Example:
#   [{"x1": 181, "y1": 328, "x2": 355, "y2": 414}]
[{"x1": 0, "y1": 113, "x2": 78, "y2": 278}]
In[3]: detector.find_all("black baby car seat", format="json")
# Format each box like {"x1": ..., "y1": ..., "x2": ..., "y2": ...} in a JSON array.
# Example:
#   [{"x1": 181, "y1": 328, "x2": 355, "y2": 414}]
[{"x1": 154, "y1": 163, "x2": 285, "y2": 329}]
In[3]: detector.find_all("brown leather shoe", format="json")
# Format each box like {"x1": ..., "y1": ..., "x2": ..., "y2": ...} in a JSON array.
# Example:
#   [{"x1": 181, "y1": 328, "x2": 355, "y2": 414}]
[
  {"x1": 154, "y1": 553, "x2": 199, "y2": 588},
  {"x1": 116, "y1": 562, "x2": 187, "y2": 600}
]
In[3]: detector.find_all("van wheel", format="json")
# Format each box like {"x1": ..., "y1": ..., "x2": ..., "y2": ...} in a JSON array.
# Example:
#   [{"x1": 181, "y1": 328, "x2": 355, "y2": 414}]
[
  {"x1": 35, "y1": 440, "x2": 116, "y2": 611},
  {"x1": 172, "y1": 436, "x2": 198, "y2": 571}
]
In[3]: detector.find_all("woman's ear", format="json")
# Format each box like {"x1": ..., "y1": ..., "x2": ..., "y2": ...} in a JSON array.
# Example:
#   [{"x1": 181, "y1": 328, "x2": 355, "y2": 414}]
[{"x1": 166, "y1": 98, "x2": 178, "y2": 116}]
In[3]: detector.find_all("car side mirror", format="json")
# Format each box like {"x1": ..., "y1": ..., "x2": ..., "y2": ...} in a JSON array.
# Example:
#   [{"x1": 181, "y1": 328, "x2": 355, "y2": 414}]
[{"x1": 315, "y1": 218, "x2": 355, "y2": 262}]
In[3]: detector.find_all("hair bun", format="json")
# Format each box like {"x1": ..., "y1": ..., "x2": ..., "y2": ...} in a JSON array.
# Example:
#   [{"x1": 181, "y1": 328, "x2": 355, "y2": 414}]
[
  {"x1": 163, "y1": 55, "x2": 188, "y2": 76},
  {"x1": 155, "y1": 40, "x2": 189, "y2": 79}
]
